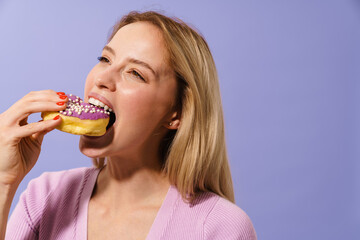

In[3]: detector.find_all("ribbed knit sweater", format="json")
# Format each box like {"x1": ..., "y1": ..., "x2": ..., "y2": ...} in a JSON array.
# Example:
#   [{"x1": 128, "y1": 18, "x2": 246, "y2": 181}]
[{"x1": 5, "y1": 167, "x2": 257, "y2": 239}]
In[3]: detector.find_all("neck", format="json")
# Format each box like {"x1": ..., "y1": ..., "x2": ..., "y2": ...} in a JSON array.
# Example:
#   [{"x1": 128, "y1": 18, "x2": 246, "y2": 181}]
[{"x1": 91, "y1": 154, "x2": 170, "y2": 210}]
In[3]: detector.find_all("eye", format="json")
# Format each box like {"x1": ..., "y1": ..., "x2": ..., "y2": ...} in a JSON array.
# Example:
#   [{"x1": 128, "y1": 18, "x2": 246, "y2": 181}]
[
  {"x1": 130, "y1": 70, "x2": 145, "y2": 81},
  {"x1": 97, "y1": 56, "x2": 110, "y2": 63}
]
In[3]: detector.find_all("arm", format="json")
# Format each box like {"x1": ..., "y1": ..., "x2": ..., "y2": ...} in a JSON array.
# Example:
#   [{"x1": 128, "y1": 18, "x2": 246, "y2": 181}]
[
  {"x1": 0, "y1": 185, "x2": 17, "y2": 240},
  {"x1": 0, "y1": 90, "x2": 67, "y2": 240}
]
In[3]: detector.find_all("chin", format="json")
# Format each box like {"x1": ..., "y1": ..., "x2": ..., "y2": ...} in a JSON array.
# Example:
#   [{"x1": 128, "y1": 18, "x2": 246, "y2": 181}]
[
  {"x1": 78, "y1": 125, "x2": 115, "y2": 158},
  {"x1": 79, "y1": 137, "x2": 111, "y2": 158},
  {"x1": 79, "y1": 145, "x2": 108, "y2": 158},
  {"x1": 79, "y1": 148, "x2": 106, "y2": 158}
]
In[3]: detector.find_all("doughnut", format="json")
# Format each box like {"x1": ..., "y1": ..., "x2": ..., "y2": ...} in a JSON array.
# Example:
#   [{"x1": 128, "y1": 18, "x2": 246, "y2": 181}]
[{"x1": 41, "y1": 94, "x2": 112, "y2": 136}]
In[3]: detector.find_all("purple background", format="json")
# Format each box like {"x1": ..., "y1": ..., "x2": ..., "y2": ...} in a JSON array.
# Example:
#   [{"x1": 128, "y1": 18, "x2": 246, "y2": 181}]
[{"x1": 1, "y1": 0, "x2": 359, "y2": 239}]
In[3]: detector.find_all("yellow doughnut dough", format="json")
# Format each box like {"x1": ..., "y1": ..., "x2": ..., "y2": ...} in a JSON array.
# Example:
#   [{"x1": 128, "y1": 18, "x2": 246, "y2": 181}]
[{"x1": 42, "y1": 112, "x2": 109, "y2": 136}]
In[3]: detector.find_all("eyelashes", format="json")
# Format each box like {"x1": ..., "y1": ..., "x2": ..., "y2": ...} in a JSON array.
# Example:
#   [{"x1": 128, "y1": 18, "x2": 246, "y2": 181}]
[
  {"x1": 130, "y1": 70, "x2": 145, "y2": 81},
  {"x1": 97, "y1": 56, "x2": 110, "y2": 63},
  {"x1": 96, "y1": 56, "x2": 145, "y2": 82}
]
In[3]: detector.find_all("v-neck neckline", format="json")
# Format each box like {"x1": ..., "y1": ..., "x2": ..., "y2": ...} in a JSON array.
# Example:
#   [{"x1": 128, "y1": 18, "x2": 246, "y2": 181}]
[{"x1": 75, "y1": 167, "x2": 178, "y2": 240}]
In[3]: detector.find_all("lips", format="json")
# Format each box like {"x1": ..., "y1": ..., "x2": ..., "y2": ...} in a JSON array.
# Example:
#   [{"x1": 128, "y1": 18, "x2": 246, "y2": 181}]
[
  {"x1": 87, "y1": 92, "x2": 116, "y2": 130},
  {"x1": 88, "y1": 92, "x2": 114, "y2": 111},
  {"x1": 88, "y1": 97, "x2": 113, "y2": 112}
]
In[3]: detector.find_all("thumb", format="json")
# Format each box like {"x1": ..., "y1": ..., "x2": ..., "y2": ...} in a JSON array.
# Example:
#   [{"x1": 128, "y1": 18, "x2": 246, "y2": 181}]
[
  {"x1": 32, "y1": 129, "x2": 51, "y2": 144},
  {"x1": 32, "y1": 117, "x2": 61, "y2": 143},
  {"x1": 15, "y1": 115, "x2": 62, "y2": 139}
]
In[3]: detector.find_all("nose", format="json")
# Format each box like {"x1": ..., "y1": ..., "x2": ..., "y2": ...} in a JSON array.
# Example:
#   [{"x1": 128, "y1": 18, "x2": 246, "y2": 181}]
[{"x1": 95, "y1": 68, "x2": 116, "y2": 91}]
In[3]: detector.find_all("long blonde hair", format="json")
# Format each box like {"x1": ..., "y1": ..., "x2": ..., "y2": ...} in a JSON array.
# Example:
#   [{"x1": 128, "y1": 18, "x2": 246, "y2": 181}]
[{"x1": 93, "y1": 11, "x2": 234, "y2": 203}]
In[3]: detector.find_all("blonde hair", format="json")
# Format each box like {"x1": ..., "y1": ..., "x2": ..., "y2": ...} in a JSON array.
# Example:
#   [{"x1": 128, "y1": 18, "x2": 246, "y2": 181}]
[{"x1": 93, "y1": 11, "x2": 234, "y2": 203}]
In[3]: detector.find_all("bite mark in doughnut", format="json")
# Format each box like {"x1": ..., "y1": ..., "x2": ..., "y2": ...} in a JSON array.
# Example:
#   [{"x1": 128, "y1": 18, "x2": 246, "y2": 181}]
[{"x1": 42, "y1": 94, "x2": 113, "y2": 136}]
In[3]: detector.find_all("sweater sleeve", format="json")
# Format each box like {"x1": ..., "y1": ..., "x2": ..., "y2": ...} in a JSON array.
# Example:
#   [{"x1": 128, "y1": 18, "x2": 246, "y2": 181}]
[
  {"x1": 5, "y1": 170, "x2": 64, "y2": 240},
  {"x1": 5, "y1": 177, "x2": 48, "y2": 240},
  {"x1": 203, "y1": 198, "x2": 257, "y2": 240},
  {"x1": 5, "y1": 191, "x2": 39, "y2": 240}
]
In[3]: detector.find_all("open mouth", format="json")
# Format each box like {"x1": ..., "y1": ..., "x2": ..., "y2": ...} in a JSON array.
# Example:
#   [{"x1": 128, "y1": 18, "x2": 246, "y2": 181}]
[
  {"x1": 88, "y1": 97, "x2": 116, "y2": 131},
  {"x1": 107, "y1": 112, "x2": 116, "y2": 130}
]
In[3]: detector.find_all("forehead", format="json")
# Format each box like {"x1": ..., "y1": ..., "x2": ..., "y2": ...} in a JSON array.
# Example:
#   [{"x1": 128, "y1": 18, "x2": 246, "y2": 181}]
[{"x1": 107, "y1": 22, "x2": 170, "y2": 70}]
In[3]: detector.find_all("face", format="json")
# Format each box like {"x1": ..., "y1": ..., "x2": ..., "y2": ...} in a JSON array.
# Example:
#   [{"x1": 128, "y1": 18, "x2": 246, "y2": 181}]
[{"x1": 79, "y1": 22, "x2": 179, "y2": 159}]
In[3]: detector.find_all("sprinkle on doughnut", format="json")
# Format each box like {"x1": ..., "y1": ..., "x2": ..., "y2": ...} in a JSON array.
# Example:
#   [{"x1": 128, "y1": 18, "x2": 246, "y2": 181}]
[{"x1": 60, "y1": 94, "x2": 110, "y2": 120}]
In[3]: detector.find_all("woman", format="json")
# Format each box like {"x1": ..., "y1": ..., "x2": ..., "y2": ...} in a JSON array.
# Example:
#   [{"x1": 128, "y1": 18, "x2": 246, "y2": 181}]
[{"x1": 0, "y1": 11, "x2": 256, "y2": 240}]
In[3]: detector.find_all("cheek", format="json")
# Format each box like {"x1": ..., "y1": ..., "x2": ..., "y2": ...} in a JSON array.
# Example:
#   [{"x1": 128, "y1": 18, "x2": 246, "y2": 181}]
[
  {"x1": 118, "y1": 85, "x2": 173, "y2": 123},
  {"x1": 122, "y1": 89, "x2": 157, "y2": 118}
]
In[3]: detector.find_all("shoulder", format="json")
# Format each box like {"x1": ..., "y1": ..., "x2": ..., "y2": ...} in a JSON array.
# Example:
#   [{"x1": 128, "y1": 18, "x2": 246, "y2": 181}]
[
  {"x1": 26, "y1": 166, "x2": 96, "y2": 196},
  {"x1": 203, "y1": 196, "x2": 257, "y2": 240},
  {"x1": 10, "y1": 167, "x2": 98, "y2": 235},
  {"x1": 169, "y1": 189, "x2": 257, "y2": 239},
  {"x1": 22, "y1": 166, "x2": 98, "y2": 213}
]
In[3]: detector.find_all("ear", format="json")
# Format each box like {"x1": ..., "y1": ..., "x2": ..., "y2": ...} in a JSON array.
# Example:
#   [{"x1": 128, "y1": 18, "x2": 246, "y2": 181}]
[{"x1": 164, "y1": 111, "x2": 180, "y2": 130}]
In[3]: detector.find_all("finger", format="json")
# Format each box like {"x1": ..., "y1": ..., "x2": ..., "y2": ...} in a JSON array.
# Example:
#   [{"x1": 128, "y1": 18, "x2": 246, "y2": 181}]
[
  {"x1": 11, "y1": 95, "x2": 67, "y2": 123},
  {"x1": 31, "y1": 120, "x2": 46, "y2": 143},
  {"x1": 31, "y1": 120, "x2": 56, "y2": 144},
  {"x1": 14, "y1": 115, "x2": 62, "y2": 139},
  {"x1": 32, "y1": 129, "x2": 49, "y2": 145},
  {"x1": 15, "y1": 101, "x2": 67, "y2": 125},
  {"x1": 7, "y1": 92, "x2": 68, "y2": 124}
]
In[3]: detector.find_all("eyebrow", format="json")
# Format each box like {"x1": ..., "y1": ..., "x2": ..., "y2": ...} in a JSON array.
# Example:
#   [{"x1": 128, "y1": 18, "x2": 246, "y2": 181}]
[
  {"x1": 102, "y1": 45, "x2": 115, "y2": 55},
  {"x1": 102, "y1": 45, "x2": 157, "y2": 76}
]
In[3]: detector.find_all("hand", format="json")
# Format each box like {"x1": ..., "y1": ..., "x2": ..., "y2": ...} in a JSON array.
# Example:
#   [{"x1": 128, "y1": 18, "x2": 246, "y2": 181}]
[{"x1": 0, "y1": 90, "x2": 68, "y2": 187}]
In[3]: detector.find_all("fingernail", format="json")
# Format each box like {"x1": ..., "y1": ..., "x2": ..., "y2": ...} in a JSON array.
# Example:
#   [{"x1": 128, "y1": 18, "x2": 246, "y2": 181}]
[
  {"x1": 53, "y1": 115, "x2": 60, "y2": 120},
  {"x1": 56, "y1": 102, "x2": 65, "y2": 106},
  {"x1": 59, "y1": 95, "x2": 67, "y2": 100},
  {"x1": 57, "y1": 92, "x2": 65, "y2": 96}
]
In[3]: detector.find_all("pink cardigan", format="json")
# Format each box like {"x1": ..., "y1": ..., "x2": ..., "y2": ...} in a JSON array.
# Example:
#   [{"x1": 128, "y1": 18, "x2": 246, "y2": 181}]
[{"x1": 6, "y1": 167, "x2": 257, "y2": 239}]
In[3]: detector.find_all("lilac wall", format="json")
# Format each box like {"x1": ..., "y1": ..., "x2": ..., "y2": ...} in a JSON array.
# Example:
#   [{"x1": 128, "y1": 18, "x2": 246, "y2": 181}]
[{"x1": 0, "y1": 0, "x2": 359, "y2": 239}]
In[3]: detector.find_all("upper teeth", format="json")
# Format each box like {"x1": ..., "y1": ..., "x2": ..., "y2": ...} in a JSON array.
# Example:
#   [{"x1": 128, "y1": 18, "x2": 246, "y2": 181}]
[{"x1": 88, "y1": 97, "x2": 113, "y2": 112}]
